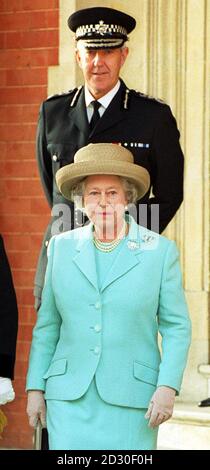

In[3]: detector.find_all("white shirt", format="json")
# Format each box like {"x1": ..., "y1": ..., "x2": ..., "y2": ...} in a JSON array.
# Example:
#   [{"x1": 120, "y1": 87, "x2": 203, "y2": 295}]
[{"x1": 85, "y1": 80, "x2": 121, "y2": 122}]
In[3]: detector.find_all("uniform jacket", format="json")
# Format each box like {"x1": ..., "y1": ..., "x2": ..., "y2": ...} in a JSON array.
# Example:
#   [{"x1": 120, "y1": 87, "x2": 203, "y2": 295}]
[
  {"x1": 0, "y1": 235, "x2": 18, "y2": 379},
  {"x1": 34, "y1": 80, "x2": 184, "y2": 308},
  {"x1": 26, "y1": 216, "x2": 191, "y2": 409}
]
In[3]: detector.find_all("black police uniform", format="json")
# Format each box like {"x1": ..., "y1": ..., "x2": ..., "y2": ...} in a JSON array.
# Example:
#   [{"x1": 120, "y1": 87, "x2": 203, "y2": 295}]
[
  {"x1": 0, "y1": 235, "x2": 18, "y2": 380},
  {"x1": 34, "y1": 79, "x2": 184, "y2": 309}
]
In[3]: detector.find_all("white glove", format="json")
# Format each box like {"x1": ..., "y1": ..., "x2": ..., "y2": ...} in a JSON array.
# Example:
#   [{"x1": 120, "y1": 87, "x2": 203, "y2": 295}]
[
  {"x1": 145, "y1": 385, "x2": 176, "y2": 428},
  {"x1": 27, "y1": 390, "x2": 46, "y2": 428},
  {"x1": 0, "y1": 377, "x2": 15, "y2": 405}
]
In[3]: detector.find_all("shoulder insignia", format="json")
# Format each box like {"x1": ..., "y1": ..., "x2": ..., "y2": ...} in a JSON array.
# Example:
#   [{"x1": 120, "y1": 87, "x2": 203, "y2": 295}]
[
  {"x1": 46, "y1": 88, "x2": 78, "y2": 102},
  {"x1": 132, "y1": 89, "x2": 166, "y2": 104},
  {"x1": 70, "y1": 85, "x2": 83, "y2": 107}
]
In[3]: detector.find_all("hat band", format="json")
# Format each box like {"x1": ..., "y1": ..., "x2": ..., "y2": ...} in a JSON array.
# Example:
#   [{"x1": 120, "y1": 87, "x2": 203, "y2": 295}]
[
  {"x1": 76, "y1": 21, "x2": 127, "y2": 38},
  {"x1": 81, "y1": 38, "x2": 125, "y2": 49}
]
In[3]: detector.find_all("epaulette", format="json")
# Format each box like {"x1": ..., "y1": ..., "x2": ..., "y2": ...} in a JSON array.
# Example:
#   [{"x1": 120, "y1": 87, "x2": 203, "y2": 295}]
[
  {"x1": 131, "y1": 89, "x2": 166, "y2": 104},
  {"x1": 45, "y1": 88, "x2": 79, "y2": 102}
]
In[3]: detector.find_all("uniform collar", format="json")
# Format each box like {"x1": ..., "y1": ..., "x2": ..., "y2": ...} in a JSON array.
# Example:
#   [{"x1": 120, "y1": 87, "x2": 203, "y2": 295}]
[
  {"x1": 84, "y1": 80, "x2": 120, "y2": 109},
  {"x1": 69, "y1": 80, "x2": 129, "y2": 137}
]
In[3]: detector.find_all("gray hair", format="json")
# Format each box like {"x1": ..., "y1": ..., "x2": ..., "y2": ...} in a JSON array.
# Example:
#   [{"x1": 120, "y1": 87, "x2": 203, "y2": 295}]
[{"x1": 71, "y1": 176, "x2": 139, "y2": 211}]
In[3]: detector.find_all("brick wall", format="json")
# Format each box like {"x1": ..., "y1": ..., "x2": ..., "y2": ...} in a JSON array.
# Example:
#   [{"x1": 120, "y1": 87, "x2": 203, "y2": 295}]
[{"x1": 0, "y1": 0, "x2": 59, "y2": 449}]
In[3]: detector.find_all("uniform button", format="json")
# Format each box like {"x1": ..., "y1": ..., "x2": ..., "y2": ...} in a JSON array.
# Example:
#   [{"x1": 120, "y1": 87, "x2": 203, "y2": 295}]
[
  {"x1": 95, "y1": 302, "x2": 101, "y2": 310},
  {"x1": 45, "y1": 240, "x2": 49, "y2": 247},
  {"x1": 52, "y1": 154, "x2": 58, "y2": 162},
  {"x1": 94, "y1": 324, "x2": 102, "y2": 333},
  {"x1": 94, "y1": 346, "x2": 100, "y2": 355}
]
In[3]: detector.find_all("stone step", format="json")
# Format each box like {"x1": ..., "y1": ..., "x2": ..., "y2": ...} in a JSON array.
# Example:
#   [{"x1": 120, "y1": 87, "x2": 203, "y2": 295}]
[{"x1": 157, "y1": 402, "x2": 210, "y2": 450}]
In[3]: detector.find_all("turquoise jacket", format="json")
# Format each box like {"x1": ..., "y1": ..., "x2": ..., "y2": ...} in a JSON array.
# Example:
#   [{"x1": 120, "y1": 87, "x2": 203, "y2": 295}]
[{"x1": 26, "y1": 216, "x2": 191, "y2": 409}]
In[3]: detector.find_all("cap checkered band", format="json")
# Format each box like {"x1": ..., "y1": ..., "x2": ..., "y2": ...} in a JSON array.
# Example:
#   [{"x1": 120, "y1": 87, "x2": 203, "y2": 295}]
[{"x1": 76, "y1": 20, "x2": 127, "y2": 38}]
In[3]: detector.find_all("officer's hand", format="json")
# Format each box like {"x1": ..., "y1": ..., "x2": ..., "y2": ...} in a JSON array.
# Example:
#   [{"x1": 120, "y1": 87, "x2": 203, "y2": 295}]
[
  {"x1": 145, "y1": 386, "x2": 176, "y2": 428},
  {"x1": 27, "y1": 390, "x2": 46, "y2": 428},
  {"x1": 0, "y1": 377, "x2": 15, "y2": 405}
]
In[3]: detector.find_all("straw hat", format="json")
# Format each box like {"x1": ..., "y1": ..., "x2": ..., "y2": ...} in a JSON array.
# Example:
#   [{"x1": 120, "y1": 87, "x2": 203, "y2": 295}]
[{"x1": 56, "y1": 143, "x2": 150, "y2": 201}]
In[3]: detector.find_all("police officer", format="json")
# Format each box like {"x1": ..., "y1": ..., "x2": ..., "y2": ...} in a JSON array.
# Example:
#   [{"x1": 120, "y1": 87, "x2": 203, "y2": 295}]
[{"x1": 35, "y1": 6, "x2": 184, "y2": 310}]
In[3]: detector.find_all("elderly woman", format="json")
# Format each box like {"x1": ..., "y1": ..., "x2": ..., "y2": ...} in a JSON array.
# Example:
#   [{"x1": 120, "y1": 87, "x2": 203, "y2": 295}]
[{"x1": 26, "y1": 143, "x2": 191, "y2": 450}]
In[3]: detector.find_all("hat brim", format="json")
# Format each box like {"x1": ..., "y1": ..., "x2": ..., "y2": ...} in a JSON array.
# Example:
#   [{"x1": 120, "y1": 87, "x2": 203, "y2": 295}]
[
  {"x1": 56, "y1": 160, "x2": 150, "y2": 202},
  {"x1": 77, "y1": 37, "x2": 126, "y2": 49}
]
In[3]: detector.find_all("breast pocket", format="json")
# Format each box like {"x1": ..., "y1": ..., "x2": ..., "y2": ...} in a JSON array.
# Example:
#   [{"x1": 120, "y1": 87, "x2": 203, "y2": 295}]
[{"x1": 47, "y1": 143, "x2": 78, "y2": 176}]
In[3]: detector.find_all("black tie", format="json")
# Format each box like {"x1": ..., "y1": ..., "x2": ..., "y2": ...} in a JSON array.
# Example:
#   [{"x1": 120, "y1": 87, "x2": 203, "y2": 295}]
[{"x1": 89, "y1": 101, "x2": 101, "y2": 132}]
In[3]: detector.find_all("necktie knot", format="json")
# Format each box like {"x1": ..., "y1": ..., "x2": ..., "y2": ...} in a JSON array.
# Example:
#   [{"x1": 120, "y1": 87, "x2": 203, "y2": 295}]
[
  {"x1": 91, "y1": 100, "x2": 101, "y2": 110},
  {"x1": 89, "y1": 100, "x2": 101, "y2": 132}
]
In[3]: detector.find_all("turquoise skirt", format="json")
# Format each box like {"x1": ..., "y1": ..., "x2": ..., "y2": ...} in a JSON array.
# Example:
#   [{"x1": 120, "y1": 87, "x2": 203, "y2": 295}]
[{"x1": 46, "y1": 376, "x2": 158, "y2": 450}]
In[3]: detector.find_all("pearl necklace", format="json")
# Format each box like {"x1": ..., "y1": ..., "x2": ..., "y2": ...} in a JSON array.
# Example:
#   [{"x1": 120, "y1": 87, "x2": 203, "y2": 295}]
[{"x1": 93, "y1": 221, "x2": 128, "y2": 253}]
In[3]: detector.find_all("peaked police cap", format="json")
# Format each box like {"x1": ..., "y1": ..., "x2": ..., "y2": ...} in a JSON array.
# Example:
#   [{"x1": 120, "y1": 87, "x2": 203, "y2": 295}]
[{"x1": 68, "y1": 7, "x2": 136, "y2": 49}]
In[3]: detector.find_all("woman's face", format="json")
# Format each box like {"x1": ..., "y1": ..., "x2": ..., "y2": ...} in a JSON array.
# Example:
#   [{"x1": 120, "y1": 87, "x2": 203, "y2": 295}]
[{"x1": 83, "y1": 175, "x2": 128, "y2": 233}]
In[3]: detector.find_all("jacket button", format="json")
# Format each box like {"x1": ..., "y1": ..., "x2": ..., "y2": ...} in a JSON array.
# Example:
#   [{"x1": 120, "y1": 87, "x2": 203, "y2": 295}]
[
  {"x1": 95, "y1": 302, "x2": 101, "y2": 310},
  {"x1": 94, "y1": 324, "x2": 102, "y2": 333},
  {"x1": 52, "y1": 154, "x2": 58, "y2": 162},
  {"x1": 45, "y1": 240, "x2": 49, "y2": 247},
  {"x1": 94, "y1": 346, "x2": 100, "y2": 355}
]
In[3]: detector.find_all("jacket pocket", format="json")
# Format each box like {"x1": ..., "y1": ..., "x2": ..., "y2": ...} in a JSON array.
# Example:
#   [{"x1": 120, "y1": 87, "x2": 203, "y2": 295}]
[
  {"x1": 43, "y1": 358, "x2": 67, "y2": 379},
  {"x1": 133, "y1": 361, "x2": 158, "y2": 386}
]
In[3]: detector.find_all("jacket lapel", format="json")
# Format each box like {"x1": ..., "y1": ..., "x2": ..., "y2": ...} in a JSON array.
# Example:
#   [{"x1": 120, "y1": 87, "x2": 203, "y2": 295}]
[
  {"x1": 68, "y1": 88, "x2": 89, "y2": 139},
  {"x1": 89, "y1": 80, "x2": 129, "y2": 138},
  {"x1": 68, "y1": 80, "x2": 129, "y2": 140},
  {"x1": 72, "y1": 216, "x2": 154, "y2": 293},
  {"x1": 100, "y1": 216, "x2": 142, "y2": 292},
  {"x1": 100, "y1": 244, "x2": 141, "y2": 293},
  {"x1": 72, "y1": 223, "x2": 99, "y2": 291}
]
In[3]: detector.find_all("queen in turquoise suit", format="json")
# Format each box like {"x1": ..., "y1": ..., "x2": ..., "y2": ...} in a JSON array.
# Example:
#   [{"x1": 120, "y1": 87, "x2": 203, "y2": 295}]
[{"x1": 26, "y1": 143, "x2": 191, "y2": 450}]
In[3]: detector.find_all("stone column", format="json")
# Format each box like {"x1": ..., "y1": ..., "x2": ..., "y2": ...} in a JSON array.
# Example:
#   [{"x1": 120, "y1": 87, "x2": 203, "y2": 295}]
[{"x1": 183, "y1": 0, "x2": 209, "y2": 401}]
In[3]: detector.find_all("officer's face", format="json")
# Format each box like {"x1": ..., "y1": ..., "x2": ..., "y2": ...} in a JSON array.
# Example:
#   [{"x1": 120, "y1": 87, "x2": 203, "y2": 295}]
[
  {"x1": 76, "y1": 45, "x2": 129, "y2": 98},
  {"x1": 83, "y1": 175, "x2": 128, "y2": 238}
]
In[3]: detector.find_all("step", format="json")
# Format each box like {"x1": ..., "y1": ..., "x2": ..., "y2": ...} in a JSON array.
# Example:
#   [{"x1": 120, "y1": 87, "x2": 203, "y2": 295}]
[{"x1": 157, "y1": 402, "x2": 210, "y2": 450}]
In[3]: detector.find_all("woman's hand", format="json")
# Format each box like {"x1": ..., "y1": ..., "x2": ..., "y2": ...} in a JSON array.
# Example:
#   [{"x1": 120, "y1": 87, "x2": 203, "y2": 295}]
[
  {"x1": 145, "y1": 385, "x2": 176, "y2": 428},
  {"x1": 27, "y1": 390, "x2": 46, "y2": 428},
  {"x1": 0, "y1": 377, "x2": 15, "y2": 405}
]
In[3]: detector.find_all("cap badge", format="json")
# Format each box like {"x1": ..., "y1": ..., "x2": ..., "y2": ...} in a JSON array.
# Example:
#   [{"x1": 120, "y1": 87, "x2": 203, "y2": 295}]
[{"x1": 96, "y1": 20, "x2": 109, "y2": 36}]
